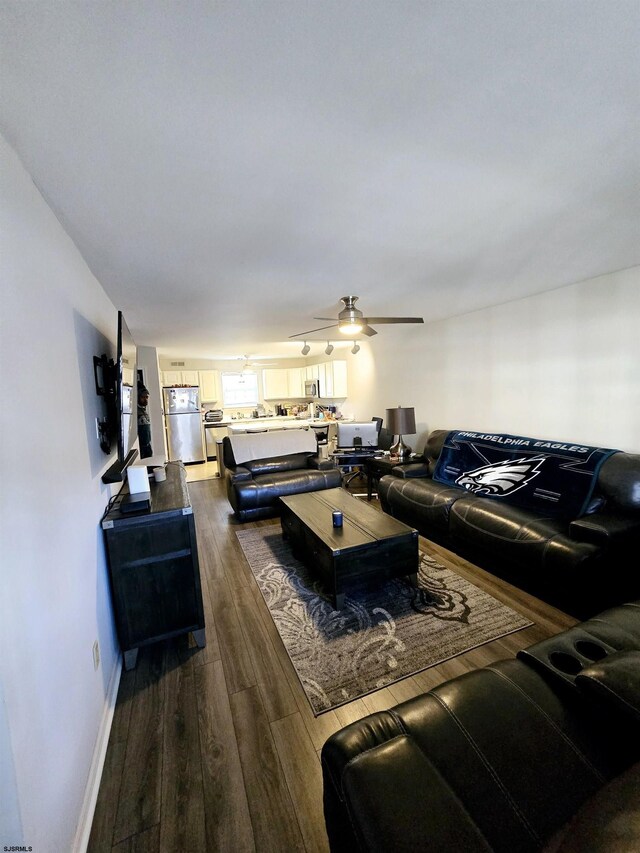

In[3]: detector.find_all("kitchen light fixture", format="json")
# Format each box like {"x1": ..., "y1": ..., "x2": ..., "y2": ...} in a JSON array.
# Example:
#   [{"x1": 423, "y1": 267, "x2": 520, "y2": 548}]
[
  {"x1": 351, "y1": 341, "x2": 360, "y2": 354},
  {"x1": 301, "y1": 341, "x2": 310, "y2": 355},
  {"x1": 386, "y1": 405, "x2": 416, "y2": 459},
  {"x1": 325, "y1": 341, "x2": 334, "y2": 355},
  {"x1": 340, "y1": 319, "x2": 363, "y2": 335}
]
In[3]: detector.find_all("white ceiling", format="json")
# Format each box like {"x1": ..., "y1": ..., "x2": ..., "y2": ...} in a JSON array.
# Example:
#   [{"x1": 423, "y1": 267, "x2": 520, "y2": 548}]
[{"x1": 1, "y1": 1, "x2": 639, "y2": 360}]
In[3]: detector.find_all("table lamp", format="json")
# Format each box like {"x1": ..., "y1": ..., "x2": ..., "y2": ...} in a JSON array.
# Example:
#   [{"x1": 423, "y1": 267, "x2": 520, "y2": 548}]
[{"x1": 385, "y1": 406, "x2": 416, "y2": 459}]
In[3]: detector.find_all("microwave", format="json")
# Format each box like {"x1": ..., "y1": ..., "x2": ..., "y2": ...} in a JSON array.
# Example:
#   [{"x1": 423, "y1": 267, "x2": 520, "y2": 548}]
[{"x1": 304, "y1": 379, "x2": 321, "y2": 397}]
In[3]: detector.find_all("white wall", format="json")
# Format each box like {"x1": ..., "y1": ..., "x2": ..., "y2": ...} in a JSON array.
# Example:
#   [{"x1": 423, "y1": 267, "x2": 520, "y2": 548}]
[
  {"x1": 346, "y1": 268, "x2": 640, "y2": 453},
  {"x1": 0, "y1": 136, "x2": 121, "y2": 851}
]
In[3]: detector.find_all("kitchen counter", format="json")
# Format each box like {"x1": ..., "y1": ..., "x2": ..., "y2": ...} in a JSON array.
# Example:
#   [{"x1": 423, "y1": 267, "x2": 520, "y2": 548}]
[{"x1": 203, "y1": 416, "x2": 334, "y2": 430}]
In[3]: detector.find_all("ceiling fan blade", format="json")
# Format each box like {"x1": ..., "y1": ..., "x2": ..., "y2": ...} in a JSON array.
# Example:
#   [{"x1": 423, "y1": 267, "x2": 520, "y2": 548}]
[
  {"x1": 363, "y1": 317, "x2": 424, "y2": 324},
  {"x1": 289, "y1": 324, "x2": 338, "y2": 338},
  {"x1": 313, "y1": 317, "x2": 339, "y2": 321},
  {"x1": 361, "y1": 324, "x2": 377, "y2": 336}
]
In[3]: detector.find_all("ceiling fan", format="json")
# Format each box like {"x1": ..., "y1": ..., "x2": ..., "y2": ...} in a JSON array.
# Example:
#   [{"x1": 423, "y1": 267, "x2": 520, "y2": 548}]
[
  {"x1": 237, "y1": 354, "x2": 277, "y2": 372},
  {"x1": 289, "y1": 296, "x2": 424, "y2": 338}
]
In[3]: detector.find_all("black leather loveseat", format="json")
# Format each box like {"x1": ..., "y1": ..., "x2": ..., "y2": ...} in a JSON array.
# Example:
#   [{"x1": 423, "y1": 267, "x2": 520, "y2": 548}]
[
  {"x1": 378, "y1": 430, "x2": 640, "y2": 618},
  {"x1": 223, "y1": 429, "x2": 342, "y2": 521},
  {"x1": 322, "y1": 600, "x2": 640, "y2": 853}
]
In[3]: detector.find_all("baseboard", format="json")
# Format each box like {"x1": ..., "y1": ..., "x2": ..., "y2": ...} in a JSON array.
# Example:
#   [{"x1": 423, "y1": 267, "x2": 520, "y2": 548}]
[{"x1": 72, "y1": 654, "x2": 122, "y2": 853}]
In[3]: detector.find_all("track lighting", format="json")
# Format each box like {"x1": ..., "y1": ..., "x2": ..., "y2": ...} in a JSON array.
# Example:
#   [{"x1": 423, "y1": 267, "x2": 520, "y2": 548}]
[
  {"x1": 351, "y1": 341, "x2": 360, "y2": 355},
  {"x1": 325, "y1": 341, "x2": 334, "y2": 356},
  {"x1": 301, "y1": 341, "x2": 310, "y2": 355}
]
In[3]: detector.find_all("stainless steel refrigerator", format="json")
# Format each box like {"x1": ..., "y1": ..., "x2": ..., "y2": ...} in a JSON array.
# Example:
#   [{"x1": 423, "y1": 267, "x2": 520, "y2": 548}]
[{"x1": 163, "y1": 387, "x2": 205, "y2": 463}]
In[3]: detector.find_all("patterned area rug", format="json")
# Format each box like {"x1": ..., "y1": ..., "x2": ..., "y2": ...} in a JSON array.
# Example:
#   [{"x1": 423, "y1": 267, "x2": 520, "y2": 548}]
[{"x1": 236, "y1": 528, "x2": 533, "y2": 715}]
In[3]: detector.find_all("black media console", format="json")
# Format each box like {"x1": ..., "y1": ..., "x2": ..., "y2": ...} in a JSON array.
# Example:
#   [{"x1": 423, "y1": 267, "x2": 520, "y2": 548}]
[{"x1": 101, "y1": 462, "x2": 206, "y2": 669}]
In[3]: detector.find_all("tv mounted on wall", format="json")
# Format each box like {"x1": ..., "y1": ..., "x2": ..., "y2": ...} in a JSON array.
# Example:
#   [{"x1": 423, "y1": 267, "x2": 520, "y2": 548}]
[{"x1": 96, "y1": 311, "x2": 139, "y2": 483}]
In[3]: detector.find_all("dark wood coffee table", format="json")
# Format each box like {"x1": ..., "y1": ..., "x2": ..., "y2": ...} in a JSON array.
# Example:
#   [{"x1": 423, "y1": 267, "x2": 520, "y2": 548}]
[{"x1": 280, "y1": 488, "x2": 419, "y2": 609}]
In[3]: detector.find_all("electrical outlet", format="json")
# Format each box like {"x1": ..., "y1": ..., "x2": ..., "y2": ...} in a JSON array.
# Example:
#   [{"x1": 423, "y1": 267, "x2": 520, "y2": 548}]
[
  {"x1": 95, "y1": 418, "x2": 101, "y2": 440},
  {"x1": 92, "y1": 640, "x2": 100, "y2": 671}
]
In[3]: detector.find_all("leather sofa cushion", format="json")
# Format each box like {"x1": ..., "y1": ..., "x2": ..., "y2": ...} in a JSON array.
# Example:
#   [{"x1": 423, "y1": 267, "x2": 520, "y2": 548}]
[
  {"x1": 232, "y1": 468, "x2": 342, "y2": 511},
  {"x1": 449, "y1": 497, "x2": 600, "y2": 571},
  {"x1": 378, "y1": 476, "x2": 467, "y2": 533},
  {"x1": 244, "y1": 452, "x2": 312, "y2": 475}
]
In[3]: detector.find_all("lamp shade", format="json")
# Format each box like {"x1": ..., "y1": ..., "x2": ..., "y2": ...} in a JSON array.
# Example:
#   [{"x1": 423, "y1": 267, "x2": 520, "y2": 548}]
[{"x1": 385, "y1": 406, "x2": 416, "y2": 435}]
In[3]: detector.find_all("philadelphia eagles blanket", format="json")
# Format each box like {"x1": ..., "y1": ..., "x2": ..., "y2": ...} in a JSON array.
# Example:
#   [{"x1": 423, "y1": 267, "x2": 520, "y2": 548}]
[{"x1": 433, "y1": 431, "x2": 618, "y2": 518}]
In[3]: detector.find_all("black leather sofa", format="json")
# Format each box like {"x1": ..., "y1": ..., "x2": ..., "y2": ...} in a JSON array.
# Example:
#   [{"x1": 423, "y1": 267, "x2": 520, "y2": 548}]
[
  {"x1": 322, "y1": 600, "x2": 640, "y2": 853},
  {"x1": 378, "y1": 430, "x2": 640, "y2": 618},
  {"x1": 223, "y1": 432, "x2": 341, "y2": 521}
]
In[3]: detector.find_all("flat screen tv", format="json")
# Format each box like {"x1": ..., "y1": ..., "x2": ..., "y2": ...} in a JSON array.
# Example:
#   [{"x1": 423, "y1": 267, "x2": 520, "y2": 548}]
[
  {"x1": 101, "y1": 311, "x2": 139, "y2": 483},
  {"x1": 337, "y1": 421, "x2": 378, "y2": 450}
]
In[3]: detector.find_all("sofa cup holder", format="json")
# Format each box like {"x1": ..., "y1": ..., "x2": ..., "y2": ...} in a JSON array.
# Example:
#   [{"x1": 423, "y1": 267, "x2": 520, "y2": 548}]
[
  {"x1": 573, "y1": 640, "x2": 608, "y2": 661},
  {"x1": 518, "y1": 630, "x2": 615, "y2": 687}
]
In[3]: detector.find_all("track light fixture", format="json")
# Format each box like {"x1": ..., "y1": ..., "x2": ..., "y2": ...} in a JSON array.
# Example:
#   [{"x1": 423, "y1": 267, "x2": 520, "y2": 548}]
[
  {"x1": 301, "y1": 341, "x2": 310, "y2": 356},
  {"x1": 325, "y1": 341, "x2": 334, "y2": 355},
  {"x1": 351, "y1": 341, "x2": 360, "y2": 355}
]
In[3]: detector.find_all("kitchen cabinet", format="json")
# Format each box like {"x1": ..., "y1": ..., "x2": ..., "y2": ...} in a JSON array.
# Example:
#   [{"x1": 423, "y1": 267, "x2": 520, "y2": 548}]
[
  {"x1": 101, "y1": 463, "x2": 205, "y2": 670},
  {"x1": 199, "y1": 369, "x2": 220, "y2": 403},
  {"x1": 305, "y1": 364, "x2": 319, "y2": 381},
  {"x1": 287, "y1": 367, "x2": 304, "y2": 398},
  {"x1": 329, "y1": 359, "x2": 348, "y2": 397},
  {"x1": 262, "y1": 360, "x2": 347, "y2": 400},
  {"x1": 162, "y1": 370, "x2": 183, "y2": 386},
  {"x1": 181, "y1": 369, "x2": 199, "y2": 385},
  {"x1": 263, "y1": 368, "x2": 292, "y2": 400},
  {"x1": 161, "y1": 369, "x2": 200, "y2": 387}
]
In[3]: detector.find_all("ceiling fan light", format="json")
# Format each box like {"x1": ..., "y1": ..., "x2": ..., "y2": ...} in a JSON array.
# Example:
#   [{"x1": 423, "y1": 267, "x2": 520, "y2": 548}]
[
  {"x1": 351, "y1": 341, "x2": 360, "y2": 354},
  {"x1": 325, "y1": 341, "x2": 334, "y2": 355},
  {"x1": 339, "y1": 321, "x2": 363, "y2": 334},
  {"x1": 301, "y1": 341, "x2": 310, "y2": 355}
]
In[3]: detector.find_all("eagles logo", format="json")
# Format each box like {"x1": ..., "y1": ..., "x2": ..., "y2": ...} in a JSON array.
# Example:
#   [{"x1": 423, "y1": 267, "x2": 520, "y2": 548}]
[{"x1": 456, "y1": 456, "x2": 545, "y2": 496}]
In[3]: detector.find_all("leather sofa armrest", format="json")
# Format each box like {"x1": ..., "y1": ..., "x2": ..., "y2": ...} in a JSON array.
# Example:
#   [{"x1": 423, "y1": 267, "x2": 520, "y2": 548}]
[
  {"x1": 308, "y1": 455, "x2": 337, "y2": 471},
  {"x1": 227, "y1": 465, "x2": 252, "y2": 483},
  {"x1": 569, "y1": 511, "x2": 640, "y2": 546},
  {"x1": 321, "y1": 710, "x2": 404, "y2": 797},
  {"x1": 390, "y1": 462, "x2": 431, "y2": 479},
  {"x1": 575, "y1": 650, "x2": 640, "y2": 723}
]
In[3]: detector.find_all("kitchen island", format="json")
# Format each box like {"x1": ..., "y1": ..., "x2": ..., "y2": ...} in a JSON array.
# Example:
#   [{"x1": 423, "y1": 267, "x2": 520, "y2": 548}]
[{"x1": 203, "y1": 416, "x2": 337, "y2": 459}]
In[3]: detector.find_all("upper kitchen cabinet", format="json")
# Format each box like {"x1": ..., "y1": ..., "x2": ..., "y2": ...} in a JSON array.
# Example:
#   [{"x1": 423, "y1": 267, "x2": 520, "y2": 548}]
[
  {"x1": 287, "y1": 367, "x2": 304, "y2": 398},
  {"x1": 305, "y1": 364, "x2": 320, "y2": 381},
  {"x1": 182, "y1": 370, "x2": 200, "y2": 385},
  {"x1": 328, "y1": 360, "x2": 348, "y2": 397},
  {"x1": 161, "y1": 369, "x2": 200, "y2": 387},
  {"x1": 263, "y1": 361, "x2": 347, "y2": 399},
  {"x1": 262, "y1": 368, "x2": 290, "y2": 400},
  {"x1": 199, "y1": 370, "x2": 220, "y2": 403},
  {"x1": 161, "y1": 370, "x2": 183, "y2": 386},
  {"x1": 316, "y1": 360, "x2": 347, "y2": 398}
]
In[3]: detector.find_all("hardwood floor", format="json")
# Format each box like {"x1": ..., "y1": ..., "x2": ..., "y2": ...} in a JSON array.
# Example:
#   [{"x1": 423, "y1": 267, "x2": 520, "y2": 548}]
[{"x1": 88, "y1": 475, "x2": 577, "y2": 853}]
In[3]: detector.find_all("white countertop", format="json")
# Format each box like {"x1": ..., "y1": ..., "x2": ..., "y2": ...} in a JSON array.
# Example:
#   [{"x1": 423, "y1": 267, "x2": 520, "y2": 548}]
[
  {"x1": 226, "y1": 418, "x2": 334, "y2": 433},
  {"x1": 204, "y1": 415, "x2": 333, "y2": 428}
]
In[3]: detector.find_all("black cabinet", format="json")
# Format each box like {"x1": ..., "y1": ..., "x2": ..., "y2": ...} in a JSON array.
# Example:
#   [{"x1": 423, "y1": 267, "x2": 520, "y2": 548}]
[{"x1": 102, "y1": 463, "x2": 206, "y2": 669}]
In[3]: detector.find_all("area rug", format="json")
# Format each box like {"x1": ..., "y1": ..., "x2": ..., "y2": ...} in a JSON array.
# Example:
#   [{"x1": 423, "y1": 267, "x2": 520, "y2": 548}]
[{"x1": 236, "y1": 528, "x2": 533, "y2": 715}]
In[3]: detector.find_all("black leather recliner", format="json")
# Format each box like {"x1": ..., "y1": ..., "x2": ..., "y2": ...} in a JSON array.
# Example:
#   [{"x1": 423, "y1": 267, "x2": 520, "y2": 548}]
[
  {"x1": 322, "y1": 601, "x2": 640, "y2": 853},
  {"x1": 378, "y1": 430, "x2": 640, "y2": 617},
  {"x1": 223, "y1": 435, "x2": 342, "y2": 521}
]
